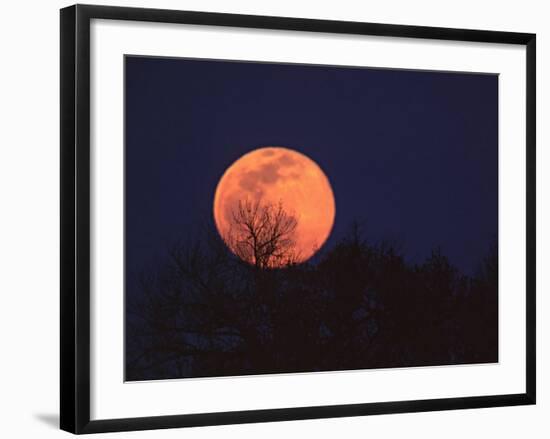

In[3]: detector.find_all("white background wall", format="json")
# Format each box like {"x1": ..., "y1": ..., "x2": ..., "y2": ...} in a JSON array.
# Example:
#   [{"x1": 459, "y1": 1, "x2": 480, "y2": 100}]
[{"x1": 0, "y1": 0, "x2": 546, "y2": 437}]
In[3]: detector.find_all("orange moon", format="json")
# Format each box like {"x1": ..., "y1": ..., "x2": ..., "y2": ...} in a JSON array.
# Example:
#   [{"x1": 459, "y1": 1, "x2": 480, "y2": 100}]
[{"x1": 213, "y1": 147, "x2": 335, "y2": 265}]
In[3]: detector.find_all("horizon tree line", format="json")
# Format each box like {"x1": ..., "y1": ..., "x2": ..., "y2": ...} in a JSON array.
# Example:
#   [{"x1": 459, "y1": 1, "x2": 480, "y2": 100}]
[{"x1": 126, "y1": 199, "x2": 498, "y2": 381}]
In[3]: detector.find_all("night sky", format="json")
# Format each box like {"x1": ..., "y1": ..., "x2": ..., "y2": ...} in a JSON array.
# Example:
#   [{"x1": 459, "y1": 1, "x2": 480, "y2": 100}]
[{"x1": 125, "y1": 55, "x2": 498, "y2": 281}]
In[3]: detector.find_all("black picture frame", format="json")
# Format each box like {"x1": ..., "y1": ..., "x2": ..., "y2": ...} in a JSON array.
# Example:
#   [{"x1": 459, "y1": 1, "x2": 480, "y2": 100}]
[{"x1": 60, "y1": 4, "x2": 536, "y2": 434}]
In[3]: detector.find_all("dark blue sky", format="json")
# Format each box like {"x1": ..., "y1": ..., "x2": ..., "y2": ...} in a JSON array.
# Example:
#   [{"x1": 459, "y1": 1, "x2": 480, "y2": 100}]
[{"x1": 125, "y1": 56, "x2": 497, "y2": 279}]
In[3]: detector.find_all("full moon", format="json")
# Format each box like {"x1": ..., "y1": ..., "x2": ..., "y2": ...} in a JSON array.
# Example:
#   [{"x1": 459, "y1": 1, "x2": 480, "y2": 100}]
[{"x1": 213, "y1": 147, "x2": 336, "y2": 266}]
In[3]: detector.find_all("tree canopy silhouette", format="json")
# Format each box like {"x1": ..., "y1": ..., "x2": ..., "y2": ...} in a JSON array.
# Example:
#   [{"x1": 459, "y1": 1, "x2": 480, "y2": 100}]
[
  {"x1": 126, "y1": 221, "x2": 498, "y2": 381},
  {"x1": 225, "y1": 198, "x2": 299, "y2": 269}
]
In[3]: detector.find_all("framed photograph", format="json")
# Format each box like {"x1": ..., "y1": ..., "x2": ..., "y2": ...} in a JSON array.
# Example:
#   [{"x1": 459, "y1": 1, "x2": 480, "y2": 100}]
[{"x1": 60, "y1": 4, "x2": 536, "y2": 434}]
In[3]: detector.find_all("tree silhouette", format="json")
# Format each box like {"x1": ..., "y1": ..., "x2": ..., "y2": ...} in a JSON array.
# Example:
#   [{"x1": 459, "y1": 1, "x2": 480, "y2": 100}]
[
  {"x1": 225, "y1": 198, "x2": 299, "y2": 269},
  {"x1": 125, "y1": 221, "x2": 498, "y2": 381}
]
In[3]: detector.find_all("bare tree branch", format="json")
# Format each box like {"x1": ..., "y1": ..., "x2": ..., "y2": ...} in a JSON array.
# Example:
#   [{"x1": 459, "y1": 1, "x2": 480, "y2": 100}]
[{"x1": 225, "y1": 198, "x2": 299, "y2": 268}]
